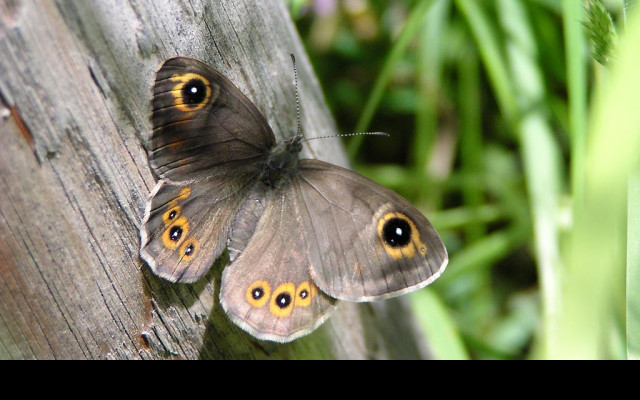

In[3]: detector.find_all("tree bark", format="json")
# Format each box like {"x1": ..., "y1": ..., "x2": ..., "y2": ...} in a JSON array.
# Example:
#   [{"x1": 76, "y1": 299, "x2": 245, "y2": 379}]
[{"x1": 0, "y1": 0, "x2": 432, "y2": 359}]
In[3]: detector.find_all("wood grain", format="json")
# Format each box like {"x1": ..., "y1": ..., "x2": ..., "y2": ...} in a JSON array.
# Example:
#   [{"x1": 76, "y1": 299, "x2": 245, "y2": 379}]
[{"x1": 0, "y1": 0, "x2": 432, "y2": 359}]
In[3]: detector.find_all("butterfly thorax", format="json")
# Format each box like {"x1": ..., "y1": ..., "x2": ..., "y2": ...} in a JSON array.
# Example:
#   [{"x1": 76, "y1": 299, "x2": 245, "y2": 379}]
[{"x1": 260, "y1": 135, "x2": 303, "y2": 188}]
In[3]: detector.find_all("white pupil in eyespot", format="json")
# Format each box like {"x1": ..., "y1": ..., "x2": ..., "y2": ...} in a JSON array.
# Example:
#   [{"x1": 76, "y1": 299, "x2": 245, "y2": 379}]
[{"x1": 395, "y1": 227, "x2": 403, "y2": 236}]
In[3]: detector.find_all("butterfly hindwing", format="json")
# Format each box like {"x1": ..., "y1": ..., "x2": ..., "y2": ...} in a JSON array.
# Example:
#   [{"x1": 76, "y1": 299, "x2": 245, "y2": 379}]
[
  {"x1": 220, "y1": 183, "x2": 337, "y2": 343},
  {"x1": 140, "y1": 177, "x2": 254, "y2": 283},
  {"x1": 294, "y1": 160, "x2": 448, "y2": 301}
]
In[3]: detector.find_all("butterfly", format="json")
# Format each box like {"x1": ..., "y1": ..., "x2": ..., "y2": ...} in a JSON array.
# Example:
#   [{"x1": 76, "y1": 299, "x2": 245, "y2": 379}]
[{"x1": 140, "y1": 57, "x2": 448, "y2": 342}]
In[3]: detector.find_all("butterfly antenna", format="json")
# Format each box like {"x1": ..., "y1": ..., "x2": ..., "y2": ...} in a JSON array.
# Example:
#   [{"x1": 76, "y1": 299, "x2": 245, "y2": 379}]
[
  {"x1": 289, "y1": 54, "x2": 389, "y2": 143},
  {"x1": 304, "y1": 131, "x2": 390, "y2": 142},
  {"x1": 290, "y1": 53, "x2": 302, "y2": 138}
]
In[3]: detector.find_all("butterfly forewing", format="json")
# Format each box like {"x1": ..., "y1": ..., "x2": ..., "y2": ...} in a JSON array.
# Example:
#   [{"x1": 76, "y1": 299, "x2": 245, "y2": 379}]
[
  {"x1": 141, "y1": 57, "x2": 277, "y2": 283},
  {"x1": 149, "y1": 57, "x2": 275, "y2": 181}
]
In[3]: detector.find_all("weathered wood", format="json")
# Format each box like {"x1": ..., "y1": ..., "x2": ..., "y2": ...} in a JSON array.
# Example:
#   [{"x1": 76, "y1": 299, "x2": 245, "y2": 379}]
[{"x1": 0, "y1": 0, "x2": 432, "y2": 359}]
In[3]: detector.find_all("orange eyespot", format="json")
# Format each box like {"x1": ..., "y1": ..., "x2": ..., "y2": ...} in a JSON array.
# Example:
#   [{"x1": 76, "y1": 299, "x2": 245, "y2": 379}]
[
  {"x1": 246, "y1": 281, "x2": 271, "y2": 308},
  {"x1": 161, "y1": 217, "x2": 189, "y2": 250},
  {"x1": 163, "y1": 205, "x2": 181, "y2": 225},
  {"x1": 295, "y1": 281, "x2": 312, "y2": 307},
  {"x1": 376, "y1": 212, "x2": 426, "y2": 259},
  {"x1": 162, "y1": 189, "x2": 191, "y2": 226},
  {"x1": 169, "y1": 73, "x2": 215, "y2": 112},
  {"x1": 179, "y1": 238, "x2": 198, "y2": 261},
  {"x1": 270, "y1": 283, "x2": 296, "y2": 318}
]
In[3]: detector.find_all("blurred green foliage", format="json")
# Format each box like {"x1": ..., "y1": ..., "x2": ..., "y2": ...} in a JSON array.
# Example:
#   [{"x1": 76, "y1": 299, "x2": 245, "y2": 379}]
[{"x1": 286, "y1": 0, "x2": 638, "y2": 359}]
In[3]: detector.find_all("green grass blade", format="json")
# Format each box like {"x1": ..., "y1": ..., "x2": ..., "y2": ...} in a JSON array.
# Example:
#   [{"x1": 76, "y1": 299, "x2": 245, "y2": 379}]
[
  {"x1": 563, "y1": 0, "x2": 588, "y2": 207},
  {"x1": 428, "y1": 204, "x2": 505, "y2": 231},
  {"x1": 458, "y1": 46, "x2": 485, "y2": 242},
  {"x1": 527, "y1": 0, "x2": 563, "y2": 13},
  {"x1": 558, "y1": 5, "x2": 640, "y2": 359},
  {"x1": 454, "y1": 0, "x2": 519, "y2": 124},
  {"x1": 413, "y1": 0, "x2": 451, "y2": 173},
  {"x1": 410, "y1": 289, "x2": 469, "y2": 360},
  {"x1": 347, "y1": 0, "x2": 436, "y2": 157},
  {"x1": 628, "y1": 168, "x2": 640, "y2": 360},
  {"x1": 497, "y1": 0, "x2": 564, "y2": 359},
  {"x1": 438, "y1": 227, "x2": 528, "y2": 285}
]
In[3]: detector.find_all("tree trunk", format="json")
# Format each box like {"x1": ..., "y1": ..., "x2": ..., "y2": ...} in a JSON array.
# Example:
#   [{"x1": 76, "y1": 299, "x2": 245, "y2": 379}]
[{"x1": 0, "y1": 0, "x2": 432, "y2": 359}]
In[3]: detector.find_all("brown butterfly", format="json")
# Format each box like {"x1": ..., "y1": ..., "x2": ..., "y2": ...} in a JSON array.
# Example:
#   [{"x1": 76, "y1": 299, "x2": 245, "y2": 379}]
[{"x1": 140, "y1": 57, "x2": 448, "y2": 342}]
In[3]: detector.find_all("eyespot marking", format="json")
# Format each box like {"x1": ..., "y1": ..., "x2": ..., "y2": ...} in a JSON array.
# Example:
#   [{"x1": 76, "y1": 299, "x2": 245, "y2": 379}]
[
  {"x1": 295, "y1": 281, "x2": 312, "y2": 307},
  {"x1": 246, "y1": 281, "x2": 271, "y2": 308},
  {"x1": 169, "y1": 73, "x2": 216, "y2": 112},
  {"x1": 270, "y1": 283, "x2": 295, "y2": 318},
  {"x1": 180, "y1": 238, "x2": 198, "y2": 261},
  {"x1": 376, "y1": 212, "x2": 427, "y2": 260},
  {"x1": 182, "y1": 79, "x2": 207, "y2": 104},
  {"x1": 162, "y1": 189, "x2": 190, "y2": 226},
  {"x1": 161, "y1": 217, "x2": 189, "y2": 250},
  {"x1": 163, "y1": 205, "x2": 181, "y2": 225}
]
